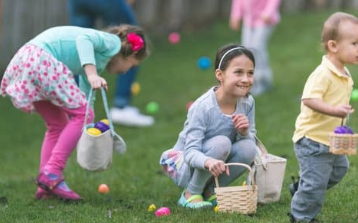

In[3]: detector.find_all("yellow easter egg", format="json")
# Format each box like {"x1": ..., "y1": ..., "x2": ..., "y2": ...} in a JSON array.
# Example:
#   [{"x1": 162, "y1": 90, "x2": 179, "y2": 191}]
[
  {"x1": 148, "y1": 204, "x2": 156, "y2": 212},
  {"x1": 87, "y1": 127, "x2": 102, "y2": 136},
  {"x1": 131, "y1": 82, "x2": 140, "y2": 96},
  {"x1": 100, "y1": 119, "x2": 110, "y2": 125},
  {"x1": 214, "y1": 206, "x2": 219, "y2": 213}
]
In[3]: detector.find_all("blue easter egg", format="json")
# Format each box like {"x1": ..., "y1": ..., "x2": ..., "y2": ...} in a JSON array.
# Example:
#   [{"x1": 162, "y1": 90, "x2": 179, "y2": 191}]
[{"x1": 197, "y1": 57, "x2": 211, "y2": 70}]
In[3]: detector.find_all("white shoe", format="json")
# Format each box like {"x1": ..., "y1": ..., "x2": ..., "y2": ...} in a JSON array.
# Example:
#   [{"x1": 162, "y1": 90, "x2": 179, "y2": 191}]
[{"x1": 110, "y1": 106, "x2": 154, "y2": 127}]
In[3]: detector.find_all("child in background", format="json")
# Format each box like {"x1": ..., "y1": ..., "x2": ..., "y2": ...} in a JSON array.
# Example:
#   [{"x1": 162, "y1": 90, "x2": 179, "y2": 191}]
[
  {"x1": 290, "y1": 12, "x2": 358, "y2": 222},
  {"x1": 160, "y1": 44, "x2": 258, "y2": 209},
  {"x1": 230, "y1": 0, "x2": 281, "y2": 96},
  {"x1": 0, "y1": 25, "x2": 149, "y2": 201}
]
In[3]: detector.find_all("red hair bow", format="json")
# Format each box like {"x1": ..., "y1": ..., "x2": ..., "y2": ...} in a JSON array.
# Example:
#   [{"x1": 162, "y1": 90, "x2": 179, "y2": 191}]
[{"x1": 127, "y1": 33, "x2": 144, "y2": 51}]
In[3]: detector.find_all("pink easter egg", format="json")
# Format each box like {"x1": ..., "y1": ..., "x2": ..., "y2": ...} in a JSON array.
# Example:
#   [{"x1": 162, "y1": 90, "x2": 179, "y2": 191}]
[
  {"x1": 168, "y1": 32, "x2": 180, "y2": 44},
  {"x1": 155, "y1": 207, "x2": 171, "y2": 217}
]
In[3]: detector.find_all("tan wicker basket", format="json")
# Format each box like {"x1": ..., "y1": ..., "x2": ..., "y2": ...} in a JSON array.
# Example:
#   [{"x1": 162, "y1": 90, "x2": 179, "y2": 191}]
[
  {"x1": 329, "y1": 133, "x2": 358, "y2": 155},
  {"x1": 214, "y1": 163, "x2": 257, "y2": 214}
]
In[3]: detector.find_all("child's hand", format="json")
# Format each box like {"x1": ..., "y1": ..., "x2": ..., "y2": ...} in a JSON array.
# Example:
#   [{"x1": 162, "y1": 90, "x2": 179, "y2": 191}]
[
  {"x1": 261, "y1": 14, "x2": 271, "y2": 24},
  {"x1": 88, "y1": 74, "x2": 108, "y2": 91},
  {"x1": 229, "y1": 19, "x2": 240, "y2": 31},
  {"x1": 232, "y1": 114, "x2": 249, "y2": 136},
  {"x1": 334, "y1": 105, "x2": 354, "y2": 118},
  {"x1": 204, "y1": 158, "x2": 229, "y2": 178},
  {"x1": 84, "y1": 64, "x2": 108, "y2": 90}
]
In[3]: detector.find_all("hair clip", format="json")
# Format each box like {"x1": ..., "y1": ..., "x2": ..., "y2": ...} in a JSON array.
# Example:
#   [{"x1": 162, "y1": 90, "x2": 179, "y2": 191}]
[{"x1": 127, "y1": 33, "x2": 144, "y2": 51}]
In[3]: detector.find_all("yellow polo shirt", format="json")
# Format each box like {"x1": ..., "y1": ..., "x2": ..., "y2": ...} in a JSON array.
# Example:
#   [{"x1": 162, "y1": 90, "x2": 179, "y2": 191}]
[{"x1": 293, "y1": 56, "x2": 354, "y2": 146}]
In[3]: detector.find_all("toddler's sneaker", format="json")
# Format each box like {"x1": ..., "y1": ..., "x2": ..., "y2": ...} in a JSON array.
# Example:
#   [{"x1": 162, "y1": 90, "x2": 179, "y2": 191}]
[
  {"x1": 110, "y1": 106, "x2": 154, "y2": 127},
  {"x1": 36, "y1": 171, "x2": 81, "y2": 201},
  {"x1": 288, "y1": 213, "x2": 320, "y2": 223},
  {"x1": 35, "y1": 187, "x2": 53, "y2": 200}
]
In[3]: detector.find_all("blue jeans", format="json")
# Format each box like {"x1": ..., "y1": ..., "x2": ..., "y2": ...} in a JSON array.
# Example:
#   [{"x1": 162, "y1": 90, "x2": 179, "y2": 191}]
[
  {"x1": 291, "y1": 137, "x2": 349, "y2": 221},
  {"x1": 68, "y1": 0, "x2": 138, "y2": 107}
]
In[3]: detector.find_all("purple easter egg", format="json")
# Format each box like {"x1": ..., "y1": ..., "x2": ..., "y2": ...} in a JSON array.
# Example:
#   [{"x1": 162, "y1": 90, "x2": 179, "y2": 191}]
[
  {"x1": 94, "y1": 121, "x2": 109, "y2": 133},
  {"x1": 334, "y1": 126, "x2": 354, "y2": 134},
  {"x1": 345, "y1": 126, "x2": 354, "y2": 134}
]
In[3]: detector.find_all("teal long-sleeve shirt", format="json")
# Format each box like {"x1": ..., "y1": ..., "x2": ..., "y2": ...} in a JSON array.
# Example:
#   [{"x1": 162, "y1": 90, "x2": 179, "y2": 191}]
[{"x1": 29, "y1": 26, "x2": 121, "y2": 98}]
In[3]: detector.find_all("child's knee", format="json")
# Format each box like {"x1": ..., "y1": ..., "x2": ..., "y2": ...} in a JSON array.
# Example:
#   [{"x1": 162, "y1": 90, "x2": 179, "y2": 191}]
[
  {"x1": 203, "y1": 135, "x2": 232, "y2": 160},
  {"x1": 233, "y1": 139, "x2": 257, "y2": 162},
  {"x1": 212, "y1": 135, "x2": 232, "y2": 156}
]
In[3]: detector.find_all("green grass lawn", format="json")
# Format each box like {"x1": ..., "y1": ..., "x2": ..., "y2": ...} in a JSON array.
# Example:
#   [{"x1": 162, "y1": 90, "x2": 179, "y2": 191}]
[{"x1": 1, "y1": 10, "x2": 358, "y2": 223}]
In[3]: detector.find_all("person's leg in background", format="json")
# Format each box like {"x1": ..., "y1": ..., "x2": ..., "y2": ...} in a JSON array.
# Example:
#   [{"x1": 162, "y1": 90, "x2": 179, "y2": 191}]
[
  {"x1": 102, "y1": 0, "x2": 154, "y2": 127},
  {"x1": 241, "y1": 25, "x2": 275, "y2": 96}
]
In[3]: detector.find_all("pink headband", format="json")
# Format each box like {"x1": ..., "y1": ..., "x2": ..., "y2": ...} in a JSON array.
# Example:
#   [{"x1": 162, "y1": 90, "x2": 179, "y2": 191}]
[{"x1": 127, "y1": 33, "x2": 144, "y2": 51}]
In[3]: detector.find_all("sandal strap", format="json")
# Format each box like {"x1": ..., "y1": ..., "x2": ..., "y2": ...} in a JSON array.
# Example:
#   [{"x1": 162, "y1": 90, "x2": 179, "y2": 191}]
[
  {"x1": 185, "y1": 195, "x2": 203, "y2": 204},
  {"x1": 48, "y1": 178, "x2": 64, "y2": 190},
  {"x1": 206, "y1": 194, "x2": 217, "y2": 202},
  {"x1": 184, "y1": 195, "x2": 208, "y2": 208}
]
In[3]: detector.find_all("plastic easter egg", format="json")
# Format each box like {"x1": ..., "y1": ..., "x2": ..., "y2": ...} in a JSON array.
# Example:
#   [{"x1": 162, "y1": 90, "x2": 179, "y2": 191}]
[
  {"x1": 334, "y1": 126, "x2": 354, "y2": 134},
  {"x1": 87, "y1": 127, "x2": 102, "y2": 136},
  {"x1": 98, "y1": 184, "x2": 110, "y2": 194},
  {"x1": 197, "y1": 57, "x2": 211, "y2": 70},
  {"x1": 186, "y1": 101, "x2": 193, "y2": 110},
  {"x1": 100, "y1": 119, "x2": 110, "y2": 125},
  {"x1": 131, "y1": 82, "x2": 141, "y2": 96},
  {"x1": 148, "y1": 204, "x2": 156, "y2": 212},
  {"x1": 155, "y1": 207, "x2": 171, "y2": 217},
  {"x1": 146, "y1": 101, "x2": 159, "y2": 114},
  {"x1": 94, "y1": 121, "x2": 110, "y2": 133},
  {"x1": 168, "y1": 32, "x2": 180, "y2": 44},
  {"x1": 351, "y1": 89, "x2": 358, "y2": 101},
  {"x1": 214, "y1": 206, "x2": 219, "y2": 213},
  {"x1": 87, "y1": 123, "x2": 96, "y2": 128}
]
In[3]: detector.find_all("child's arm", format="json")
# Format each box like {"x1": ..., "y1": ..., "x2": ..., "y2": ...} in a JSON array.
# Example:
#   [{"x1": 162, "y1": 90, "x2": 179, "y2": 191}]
[
  {"x1": 261, "y1": 0, "x2": 281, "y2": 23},
  {"x1": 303, "y1": 98, "x2": 354, "y2": 118},
  {"x1": 229, "y1": 0, "x2": 243, "y2": 31},
  {"x1": 84, "y1": 64, "x2": 108, "y2": 90}
]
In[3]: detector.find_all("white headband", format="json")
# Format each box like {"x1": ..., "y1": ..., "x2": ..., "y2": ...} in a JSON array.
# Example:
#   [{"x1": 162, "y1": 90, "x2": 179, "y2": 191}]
[{"x1": 218, "y1": 47, "x2": 245, "y2": 70}]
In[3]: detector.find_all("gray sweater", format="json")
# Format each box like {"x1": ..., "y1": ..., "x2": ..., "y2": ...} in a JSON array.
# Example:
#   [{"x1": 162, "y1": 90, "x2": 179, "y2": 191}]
[{"x1": 172, "y1": 86, "x2": 257, "y2": 170}]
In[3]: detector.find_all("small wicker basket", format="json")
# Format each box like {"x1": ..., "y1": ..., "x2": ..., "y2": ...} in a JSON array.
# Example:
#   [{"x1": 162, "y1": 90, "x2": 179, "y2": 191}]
[
  {"x1": 329, "y1": 133, "x2": 358, "y2": 155},
  {"x1": 214, "y1": 163, "x2": 257, "y2": 214}
]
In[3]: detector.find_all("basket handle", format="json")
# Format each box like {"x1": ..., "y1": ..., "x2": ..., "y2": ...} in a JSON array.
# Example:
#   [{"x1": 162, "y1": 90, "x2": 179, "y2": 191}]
[
  {"x1": 255, "y1": 136, "x2": 268, "y2": 154},
  {"x1": 214, "y1": 163, "x2": 255, "y2": 188},
  {"x1": 341, "y1": 111, "x2": 350, "y2": 126},
  {"x1": 83, "y1": 87, "x2": 115, "y2": 137}
]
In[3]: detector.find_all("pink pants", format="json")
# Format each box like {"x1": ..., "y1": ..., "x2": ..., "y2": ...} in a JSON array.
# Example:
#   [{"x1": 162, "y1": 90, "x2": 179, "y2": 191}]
[{"x1": 33, "y1": 101, "x2": 94, "y2": 175}]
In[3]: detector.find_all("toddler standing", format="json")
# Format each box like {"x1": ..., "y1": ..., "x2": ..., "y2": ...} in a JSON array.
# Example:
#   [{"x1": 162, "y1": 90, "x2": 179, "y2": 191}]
[
  {"x1": 290, "y1": 12, "x2": 358, "y2": 222},
  {"x1": 1, "y1": 25, "x2": 149, "y2": 201}
]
